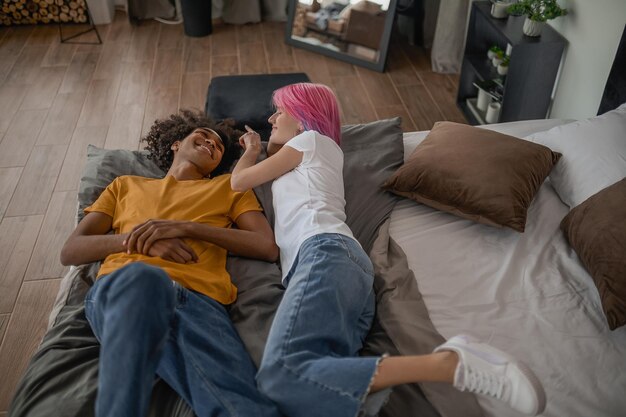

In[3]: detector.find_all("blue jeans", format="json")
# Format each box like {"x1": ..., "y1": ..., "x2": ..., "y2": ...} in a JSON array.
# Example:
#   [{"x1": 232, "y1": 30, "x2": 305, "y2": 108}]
[
  {"x1": 257, "y1": 234, "x2": 390, "y2": 417},
  {"x1": 84, "y1": 262, "x2": 281, "y2": 417}
]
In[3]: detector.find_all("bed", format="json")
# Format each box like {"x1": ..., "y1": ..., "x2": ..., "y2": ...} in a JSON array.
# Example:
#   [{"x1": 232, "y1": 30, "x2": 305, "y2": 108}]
[{"x1": 8, "y1": 27, "x2": 626, "y2": 417}]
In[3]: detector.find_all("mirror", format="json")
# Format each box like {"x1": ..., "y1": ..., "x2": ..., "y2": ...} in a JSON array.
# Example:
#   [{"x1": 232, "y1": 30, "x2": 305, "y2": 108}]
[{"x1": 285, "y1": 0, "x2": 398, "y2": 72}]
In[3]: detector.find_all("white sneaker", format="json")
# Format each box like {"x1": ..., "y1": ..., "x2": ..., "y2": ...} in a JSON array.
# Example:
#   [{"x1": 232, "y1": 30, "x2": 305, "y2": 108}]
[{"x1": 434, "y1": 334, "x2": 546, "y2": 416}]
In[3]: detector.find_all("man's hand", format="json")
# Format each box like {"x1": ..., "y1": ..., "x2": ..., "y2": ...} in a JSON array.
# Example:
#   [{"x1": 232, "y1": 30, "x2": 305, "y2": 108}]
[
  {"x1": 124, "y1": 219, "x2": 191, "y2": 255},
  {"x1": 146, "y1": 238, "x2": 198, "y2": 264}
]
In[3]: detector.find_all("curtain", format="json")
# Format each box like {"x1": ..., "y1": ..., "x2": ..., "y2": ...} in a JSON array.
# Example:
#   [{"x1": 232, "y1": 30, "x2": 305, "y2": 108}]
[{"x1": 430, "y1": 0, "x2": 470, "y2": 73}]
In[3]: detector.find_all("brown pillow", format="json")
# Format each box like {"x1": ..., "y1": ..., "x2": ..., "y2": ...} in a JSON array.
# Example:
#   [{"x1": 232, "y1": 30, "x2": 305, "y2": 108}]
[
  {"x1": 383, "y1": 121, "x2": 561, "y2": 232},
  {"x1": 560, "y1": 178, "x2": 626, "y2": 330}
]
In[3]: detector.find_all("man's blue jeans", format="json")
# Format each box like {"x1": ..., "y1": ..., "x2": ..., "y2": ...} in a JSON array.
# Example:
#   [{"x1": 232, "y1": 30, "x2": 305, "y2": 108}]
[
  {"x1": 257, "y1": 234, "x2": 389, "y2": 417},
  {"x1": 84, "y1": 262, "x2": 280, "y2": 417}
]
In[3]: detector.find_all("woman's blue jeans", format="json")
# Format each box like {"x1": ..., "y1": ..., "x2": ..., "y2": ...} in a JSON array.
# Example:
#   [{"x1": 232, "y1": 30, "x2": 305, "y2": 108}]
[
  {"x1": 84, "y1": 262, "x2": 280, "y2": 417},
  {"x1": 257, "y1": 233, "x2": 389, "y2": 417}
]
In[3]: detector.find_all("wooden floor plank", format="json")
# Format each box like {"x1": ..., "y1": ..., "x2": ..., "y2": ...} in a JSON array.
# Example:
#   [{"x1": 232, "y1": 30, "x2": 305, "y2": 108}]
[
  {"x1": 104, "y1": 61, "x2": 152, "y2": 150},
  {"x1": 0, "y1": 278, "x2": 61, "y2": 411},
  {"x1": 237, "y1": 23, "x2": 263, "y2": 44},
  {"x1": 180, "y1": 72, "x2": 211, "y2": 111},
  {"x1": 386, "y1": 44, "x2": 421, "y2": 86},
  {"x1": 0, "y1": 167, "x2": 22, "y2": 220},
  {"x1": 55, "y1": 126, "x2": 108, "y2": 192},
  {"x1": 5, "y1": 145, "x2": 67, "y2": 217},
  {"x1": 142, "y1": 87, "x2": 180, "y2": 137},
  {"x1": 418, "y1": 71, "x2": 467, "y2": 124},
  {"x1": 332, "y1": 75, "x2": 376, "y2": 125},
  {"x1": 0, "y1": 314, "x2": 8, "y2": 345},
  {"x1": 106, "y1": 12, "x2": 134, "y2": 44},
  {"x1": 211, "y1": 25, "x2": 238, "y2": 56},
  {"x1": 0, "y1": 84, "x2": 27, "y2": 135},
  {"x1": 325, "y1": 56, "x2": 356, "y2": 78},
  {"x1": 41, "y1": 41, "x2": 77, "y2": 67},
  {"x1": 58, "y1": 51, "x2": 101, "y2": 94},
  {"x1": 0, "y1": 215, "x2": 45, "y2": 314},
  {"x1": 124, "y1": 20, "x2": 158, "y2": 62},
  {"x1": 401, "y1": 42, "x2": 432, "y2": 72},
  {"x1": 0, "y1": 109, "x2": 48, "y2": 168},
  {"x1": 92, "y1": 40, "x2": 129, "y2": 81},
  {"x1": 263, "y1": 26, "x2": 296, "y2": 72},
  {"x1": 239, "y1": 42, "x2": 268, "y2": 75},
  {"x1": 76, "y1": 77, "x2": 121, "y2": 128},
  {"x1": 0, "y1": 26, "x2": 31, "y2": 82},
  {"x1": 36, "y1": 90, "x2": 88, "y2": 146},
  {"x1": 0, "y1": 26, "x2": 34, "y2": 56},
  {"x1": 20, "y1": 66, "x2": 67, "y2": 111},
  {"x1": 375, "y1": 105, "x2": 417, "y2": 132},
  {"x1": 211, "y1": 55, "x2": 239, "y2": 77},
  {"x1": 153, "y1": 48, "x2": 183, "y2": 89},
  {"x1": 157, "y1": 22, "x2": 185, "y2": 50},
  {"x1": 292, "y1": 48, "x2": 332, "y2": 86},
  {"x1": 356, "y1": 66, "x2": 403, "y2": 108},
  {"x1": 24, "y1": 191, "x2": 75, "y2": 281},
  {"x1": 3, "y1": 45, "x2": 48, "y2": 86},
  {"x1": 183, "y1": 36, "x2": 212, "y2": 73},
  {"x1": 398, "y1": 83, "x2": 445, "y2": 131},
  {"x1": 25, "y1": 25, "x2": 57, "y2": 47}
]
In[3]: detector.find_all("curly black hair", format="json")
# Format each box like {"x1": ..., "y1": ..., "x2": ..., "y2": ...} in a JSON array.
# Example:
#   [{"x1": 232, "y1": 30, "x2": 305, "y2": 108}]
[{"x1": 141, "y1": 109, "x2": 243, "y2": 177}]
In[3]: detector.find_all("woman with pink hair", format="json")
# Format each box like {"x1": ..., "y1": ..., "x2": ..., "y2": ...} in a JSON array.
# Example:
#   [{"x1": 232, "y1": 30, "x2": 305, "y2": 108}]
[{"x1": 231, "y1": 83, "x2": 545, "y2": 417}]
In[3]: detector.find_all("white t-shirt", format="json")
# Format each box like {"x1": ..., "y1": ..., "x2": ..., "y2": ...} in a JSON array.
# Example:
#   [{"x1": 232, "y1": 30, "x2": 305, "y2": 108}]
[{"x1": 272, "y1": 130, "x2": 355, "y2": 279}]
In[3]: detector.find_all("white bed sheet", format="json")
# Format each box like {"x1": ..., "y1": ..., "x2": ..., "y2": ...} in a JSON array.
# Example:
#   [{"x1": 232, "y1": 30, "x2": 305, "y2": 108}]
[{"x1": 389, "y1": 119, "x2": 626, "y2": 417}]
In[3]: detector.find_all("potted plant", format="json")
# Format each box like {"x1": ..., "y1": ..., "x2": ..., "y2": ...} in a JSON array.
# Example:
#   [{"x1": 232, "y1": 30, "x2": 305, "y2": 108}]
[
  {"x1": 507, "y1": 0, "x2": 567, "y2": 37},
  {"x1": 487, "y1": 45, "x2": 504, "y2": 60},
  {"x1": 491, "y1": 50, "x2": 505, "y2": 67},
  {"x1": 497, "y1": 55, "x2": 510, "y2": 75},
  {"x1": 490, "y1": 0, "x2": 513, "y2": 19}
]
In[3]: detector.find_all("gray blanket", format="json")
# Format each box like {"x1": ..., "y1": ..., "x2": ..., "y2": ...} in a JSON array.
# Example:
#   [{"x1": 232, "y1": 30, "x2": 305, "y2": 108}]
[{"x1": 8, "y1": 118, "x2": 479, "y2": 417}]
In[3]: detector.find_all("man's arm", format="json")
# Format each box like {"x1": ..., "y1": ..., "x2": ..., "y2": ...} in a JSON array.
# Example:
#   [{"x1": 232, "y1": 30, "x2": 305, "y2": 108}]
[
  {"x1": 125, "y1": 211, "x2": 279, "y2": 263},
  {"x1": 61, "y1": 212, "x2": 199, "y2": 266},
  {"x1": 60, "y1": 212, "x2": 126, "y2": 266}
]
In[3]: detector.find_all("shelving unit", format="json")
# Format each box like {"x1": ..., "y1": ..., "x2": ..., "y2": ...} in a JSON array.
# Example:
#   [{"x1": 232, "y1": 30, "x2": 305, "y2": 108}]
[{"x1": 457, "y1": 1, "x2": 567, "y2": 125}]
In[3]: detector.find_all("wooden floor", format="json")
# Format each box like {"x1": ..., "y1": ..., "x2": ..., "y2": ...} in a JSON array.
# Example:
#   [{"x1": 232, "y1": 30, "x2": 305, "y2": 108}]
[{"x1": 0, "y1": 11, "x2": 466, "y2": 413}]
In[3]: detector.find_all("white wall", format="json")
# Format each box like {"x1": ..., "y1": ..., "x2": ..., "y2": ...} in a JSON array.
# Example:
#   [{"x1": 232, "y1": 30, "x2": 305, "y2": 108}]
[{"x1": 548, "y1": 0, "x2": 626, "y2": 119}]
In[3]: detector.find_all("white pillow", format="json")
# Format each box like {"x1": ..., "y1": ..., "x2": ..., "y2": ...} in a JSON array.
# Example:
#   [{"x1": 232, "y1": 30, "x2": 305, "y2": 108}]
[{"x1": 526, "y1": 103, "x2": 626, "y2": 208}]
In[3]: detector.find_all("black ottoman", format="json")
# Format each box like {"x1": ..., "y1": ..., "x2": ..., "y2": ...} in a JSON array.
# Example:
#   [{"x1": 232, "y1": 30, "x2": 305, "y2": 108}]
[{"x1": 206, "y1": 73, "x2": 311, "y2": 140}]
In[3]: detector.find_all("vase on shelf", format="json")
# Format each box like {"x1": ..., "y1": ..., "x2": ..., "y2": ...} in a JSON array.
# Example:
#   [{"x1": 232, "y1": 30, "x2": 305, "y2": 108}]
[
  {"x1": 485, "y1": 102, "x2": 502, "y2": 124},
  {"x1": 477, "y1": 88, "x2": 492, "y2": 111},
  {"x1": 522, "y1": 17, "x2": 544, "y2": 37},
  {"x1": 490, "y1": 1, "x2": 511, "y2": 19}
]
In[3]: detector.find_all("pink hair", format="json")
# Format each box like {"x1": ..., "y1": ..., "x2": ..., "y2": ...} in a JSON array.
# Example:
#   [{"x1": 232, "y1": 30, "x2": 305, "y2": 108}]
[{"x1": 272, "y1": 83, "x2": 342, "y2": 145}]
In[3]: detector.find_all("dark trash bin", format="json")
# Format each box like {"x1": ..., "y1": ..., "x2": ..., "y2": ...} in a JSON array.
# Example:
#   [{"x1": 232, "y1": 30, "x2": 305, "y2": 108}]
[{"x1": 181, "y1": 0, "x2": 213, "y2": 37}]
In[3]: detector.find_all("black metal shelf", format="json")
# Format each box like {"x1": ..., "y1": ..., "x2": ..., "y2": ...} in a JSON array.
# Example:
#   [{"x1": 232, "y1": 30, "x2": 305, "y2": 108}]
[{"x1": 457, "y1": 1, "x2": 567, "y2": 124}]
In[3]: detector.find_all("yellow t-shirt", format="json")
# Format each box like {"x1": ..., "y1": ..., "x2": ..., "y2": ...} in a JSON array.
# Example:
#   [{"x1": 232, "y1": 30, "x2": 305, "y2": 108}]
[{"x1": 85, "y1": 174, "x2": 262, "y2": 305}]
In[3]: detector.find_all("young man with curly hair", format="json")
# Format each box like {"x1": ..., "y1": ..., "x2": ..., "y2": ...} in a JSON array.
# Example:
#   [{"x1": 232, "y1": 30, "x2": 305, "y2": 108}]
[{"x1": 60, "y1": 110, "x2": 281, "y2": 417}]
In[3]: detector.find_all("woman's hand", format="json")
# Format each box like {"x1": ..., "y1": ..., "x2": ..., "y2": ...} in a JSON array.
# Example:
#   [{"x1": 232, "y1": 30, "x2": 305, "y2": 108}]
[
  {"x1": 146, "y1": 238, "x2": 198, "y2": 264},
  {"x1": 124, "y1": 219, "x2": 191, "y2": 255},
  {"x1": 239, "y1": 125, "x2": 262, "y2": 155}
]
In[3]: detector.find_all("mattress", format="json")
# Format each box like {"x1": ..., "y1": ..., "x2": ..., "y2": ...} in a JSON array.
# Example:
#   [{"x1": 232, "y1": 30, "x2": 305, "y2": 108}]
[{"x1": 389, "y1": 119, "x2": 626, "y2": 417}]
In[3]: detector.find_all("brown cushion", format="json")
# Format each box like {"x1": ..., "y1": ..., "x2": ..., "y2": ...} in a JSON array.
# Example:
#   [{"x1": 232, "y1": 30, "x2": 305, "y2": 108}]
[
  {"x1": 560, "y1": 178, "x2": 626, "y2": 330},
  {"x1": 383, "y1": 121, "x2": 561, "y2": 232}
]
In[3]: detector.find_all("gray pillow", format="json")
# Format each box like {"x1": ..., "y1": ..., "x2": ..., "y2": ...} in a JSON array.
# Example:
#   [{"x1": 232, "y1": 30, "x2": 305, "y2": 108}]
[
  {"x1": 77, "y1": 146, "x2": 165, "y2": 223},
  {"x1": 342, "y1": 117, "x2": 403, "y2": 253}
]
